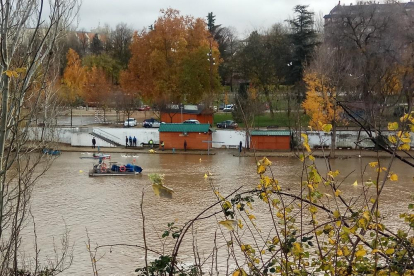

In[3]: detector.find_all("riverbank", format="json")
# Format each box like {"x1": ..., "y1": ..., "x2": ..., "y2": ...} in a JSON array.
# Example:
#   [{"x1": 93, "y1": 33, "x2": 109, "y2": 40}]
[{"x1": 52, "y1": 143, "x2": 414, "y2": 159}]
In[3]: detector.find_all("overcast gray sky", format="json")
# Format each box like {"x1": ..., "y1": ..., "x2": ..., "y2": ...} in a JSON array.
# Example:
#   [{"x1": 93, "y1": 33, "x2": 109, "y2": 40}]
[{"x1": 77, "y1": 0, "x2": 338, "y2": 36}]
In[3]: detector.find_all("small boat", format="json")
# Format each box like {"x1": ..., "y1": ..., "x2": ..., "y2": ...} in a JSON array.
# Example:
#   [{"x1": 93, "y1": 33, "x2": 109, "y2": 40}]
[
  {"x1": 89, "y1": 162, "x2": 143, "y2": 177},
  {"x1": 80, "y1": 153, "x2": 111, "y2": 160}
]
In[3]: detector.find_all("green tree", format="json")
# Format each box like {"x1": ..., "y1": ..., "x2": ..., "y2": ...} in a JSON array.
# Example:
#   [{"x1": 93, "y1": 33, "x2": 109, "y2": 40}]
[
  {"x1": 206, "y1": 12, "x2": 216, "y2": 33},
  {"x1": 287, "y1": 5, "x2": 318, "y2": 89},
  {"x1": 83, "y1": 54, "x2": 122, "y2": 84},
  {"x1": 236, "y1": 26, "x2": 291, "y2": 118},
  {"x1": 91, "y1": 33, "x2": 103, "y2": 55},
  {"x1": 110, "y1": 23, "x2": 133, "y2": 69}
]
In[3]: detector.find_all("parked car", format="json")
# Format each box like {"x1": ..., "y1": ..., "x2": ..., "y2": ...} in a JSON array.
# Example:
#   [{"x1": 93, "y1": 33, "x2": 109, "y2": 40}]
[
  {"x1": 124, "y1": 118, "x2": 137, "y2": 127},
  {"x1": 143, "y1": 118, "x2": 162, "y2": 128},
  {"x1": 216, "y1": 120, "x2": 238, "y2": 129},
  {"x1": 183, "y1": 119, "x2": 200, "y2": 124},
  {"x1": 138, "y1": 105, "x2": 151, "y2": 111},
  {"x1": 223, "y1": 104, "x2": 234, "y2": 112}
]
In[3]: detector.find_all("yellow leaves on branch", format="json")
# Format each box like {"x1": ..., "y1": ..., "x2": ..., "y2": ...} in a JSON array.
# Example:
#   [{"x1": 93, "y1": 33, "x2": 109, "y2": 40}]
[
  {"x1": 259, "y1": 157, "x2": 272, "y2": 166},
  {"x1": 322, "y1": 124, "x2": 332, "y2": 133},
  {"x1": 398, "y1": 143, "x2": 411, "y2": 151},
  {"x1": 388, "y1": 122, "x2": 399, "y2": 131},
  {"x1": 301, "y1": 133, "x2": 311, "y2": 153},
  {"x1": 389, "y1": 173, "x2": 398, "y2": 181},
  {"x1": 257, "y1": 165, "x2": 266, "y2": 174},
  {"x1": 219, "y1": 220, "x2": 237, "y2": 231},
  {"x1": 248, "y1": 214, "x2": 256, "y2": 221},
  {"x1": 328, "y1": 170, "x2": 340, "y2": 179},
  {"x1": 388, "y1": 130, "x2": 411, "y2": 150},
  {"x1": 388, "y1": 135, "x2": 397, "y2": 144},
  {"x1": 3, "y1": 67, "x2": 27, "y2": 79},
  {"x1": 257, "y1": 157, "x2": 272, "y2": 174},
  {"x1": 369, "y1": 162, "x2": 378, "y2": 168},
  {"x1": 385, "y1": 248, "x2": 395, "y2": 255},
  {"x1": 292, "y1": 242, "x2": 304, "y2": 255},
  {"x1": 334, "y1": 189, "x2": 341, "y2": 197},
  {"x1": 232, "y1": 269, "x2": 247, "y2": 276},
  {"x1": 356, "y1": 248, "x2": 367, "y2": 257}
]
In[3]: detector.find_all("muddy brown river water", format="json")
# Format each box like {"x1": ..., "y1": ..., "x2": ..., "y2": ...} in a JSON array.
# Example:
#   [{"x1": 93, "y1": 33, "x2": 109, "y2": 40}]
[{"x1": 20, "y1": 151, "x2": 414, "y2": 275}]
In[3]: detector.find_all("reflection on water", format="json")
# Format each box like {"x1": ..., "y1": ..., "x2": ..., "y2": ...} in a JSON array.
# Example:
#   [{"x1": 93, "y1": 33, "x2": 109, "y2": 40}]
[{"x1": 21, "y1": 152, "x2": 414, "y2": 275}]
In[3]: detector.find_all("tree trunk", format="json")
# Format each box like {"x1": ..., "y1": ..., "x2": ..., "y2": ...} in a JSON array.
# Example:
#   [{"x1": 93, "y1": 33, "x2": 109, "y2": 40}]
[
  {"x1": 0, "y1": 74, "x2": 9, "y2": 240},
  {"x1": 287, "y1": 89, "x2": 291, "y2": 130},
  {"x1": 264, "y1": 87, "x2": 274, "y2": 119},
  {"x1": 331, "y1": 119, "x2": 336, "y2": 158},
  {"x1": 330, "y1": 106, "x2": 337, "y2": 158}
]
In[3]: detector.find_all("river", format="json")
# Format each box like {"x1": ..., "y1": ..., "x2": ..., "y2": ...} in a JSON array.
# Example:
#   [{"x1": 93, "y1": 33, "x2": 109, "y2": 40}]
[{"x1": 20, "y1": 151, "x2": 414, "y2": 275}]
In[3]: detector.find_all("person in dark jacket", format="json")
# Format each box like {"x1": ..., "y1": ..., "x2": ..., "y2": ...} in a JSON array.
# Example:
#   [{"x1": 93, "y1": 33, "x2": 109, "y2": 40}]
[
  {"x1": 125, "y1": 136, "x2": 128, "y2": 147},
  {"x1": 92, "y1": 137, "x2": 96, "y2": 149},
  {"x1": 133, "y1": 136, "x2": 137, "y2": 147},
  {"x1": 239, "y1": 141, "x2": 242, "y2": 156},
  {"x1": 184, "y1": 140, "x2": 187, "y2": 151}
]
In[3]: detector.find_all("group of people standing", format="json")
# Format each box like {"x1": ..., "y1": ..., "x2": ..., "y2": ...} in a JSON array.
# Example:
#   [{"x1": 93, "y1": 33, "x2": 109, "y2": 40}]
[
  {"x1": 91, "y1": 136, "x2": 180, "y2": 152},
  {"x1": 126, "y1": 136, "x2": 137, "y2": 147}
]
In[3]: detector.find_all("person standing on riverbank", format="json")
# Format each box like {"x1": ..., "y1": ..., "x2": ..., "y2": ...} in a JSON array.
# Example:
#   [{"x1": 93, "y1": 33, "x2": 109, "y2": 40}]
[
  {"x1": 184, "y1": 140, "x2": 187, "y2": 151},
  {"x1": 133, "y1": 136, "x2": 137, "y2": 147},
  {"x1": 92, "y1": 137, "x2": 96, "y2": 149},
  {"x1": 125, "y1": 136, "x2": 128, "y2": 147},
  {"x1": 239, "y1": 141, "x2": 242, "y2": 156},
  {"x1": 160, "y1": 141, "x2": 164, "y2": 151}
]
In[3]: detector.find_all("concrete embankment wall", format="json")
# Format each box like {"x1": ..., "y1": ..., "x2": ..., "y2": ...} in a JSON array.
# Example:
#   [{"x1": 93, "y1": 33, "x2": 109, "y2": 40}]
[{"x1": 27, "y1": 127, "x2": 414, "y2": 149}]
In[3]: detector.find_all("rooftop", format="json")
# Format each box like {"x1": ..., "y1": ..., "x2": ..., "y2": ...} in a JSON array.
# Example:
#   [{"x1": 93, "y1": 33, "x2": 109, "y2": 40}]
[
  {"x1": 324, "y1": 1, "x2": 414, "y2": 19},
  {"x1": 159, "y1": 123, "x2": 211, "y2": 133},
  {"x1": 250, "y1": 130, "x2": 291, "y2": 136}
]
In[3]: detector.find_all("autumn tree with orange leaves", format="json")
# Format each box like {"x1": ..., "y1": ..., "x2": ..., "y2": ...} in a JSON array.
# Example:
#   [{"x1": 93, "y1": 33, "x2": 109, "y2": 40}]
[
  {"x1": 121, "y1": 8, "x2": 221, "y2": 107},
  {"x1": 83, "y1": 66, "x2": 112, "y2": 121},
  {"x1": 62, "y1": 48, "x2": 86, "y2": 126}
]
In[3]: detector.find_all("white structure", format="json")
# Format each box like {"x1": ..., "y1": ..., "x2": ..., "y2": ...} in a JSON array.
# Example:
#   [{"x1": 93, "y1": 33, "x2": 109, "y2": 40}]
[{"x1": 27, "y1": 127, "x2": 414, "y2": 149}]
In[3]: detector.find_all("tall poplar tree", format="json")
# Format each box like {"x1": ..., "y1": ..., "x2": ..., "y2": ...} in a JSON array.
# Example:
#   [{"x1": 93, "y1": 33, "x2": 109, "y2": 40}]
[
  {"x1": 91, "y1": 33, "x2": 103, "y2": 55},
  {"x1": 287, "y1": 5, "x2": 318, "y2": 87}
]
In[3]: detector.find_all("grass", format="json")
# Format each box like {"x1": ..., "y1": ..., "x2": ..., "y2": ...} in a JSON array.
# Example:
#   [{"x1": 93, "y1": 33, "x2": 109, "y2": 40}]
[{"x1": 213, "y1": 112, "x2": 310, "y2": 128}]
